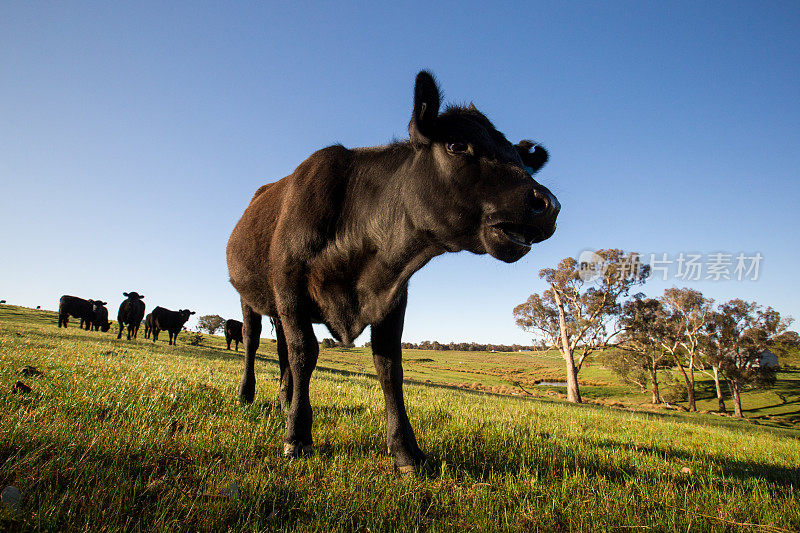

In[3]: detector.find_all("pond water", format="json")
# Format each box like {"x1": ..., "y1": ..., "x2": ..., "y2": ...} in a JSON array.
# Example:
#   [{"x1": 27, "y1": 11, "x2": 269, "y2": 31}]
[{"x1": 536, "y1": 381, "x2": 568, "y2": 387}]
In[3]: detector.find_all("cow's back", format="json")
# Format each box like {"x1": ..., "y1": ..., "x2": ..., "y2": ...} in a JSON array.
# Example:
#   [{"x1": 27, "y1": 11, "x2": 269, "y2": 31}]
[
  {"x1": 60, "y1": 295, "x2": 90, "y2": 315},
  {"x1": 227, "y1": 145, "x2": 353, "y2": 316},
  {"x1": 119, "y1": 298, "x2": 145, "y2": 323},
  {"x1": 226, "y1": 176, "x2": 287, "y2": 314},
  {"x1": 225, "y1": 319, "x2": 243, "y2": 340}
]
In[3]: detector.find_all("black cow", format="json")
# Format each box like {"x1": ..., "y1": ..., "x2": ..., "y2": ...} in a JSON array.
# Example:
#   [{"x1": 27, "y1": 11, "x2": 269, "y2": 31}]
[
  {"x1": 58, "y1": 295, "x2": 102, "y2": 330},
  {"x1": 117, "y1": 292, "x2": 146, "y2": 340},
  {"x1": 150, "y1": 306, "x2": 195, "y2": 345},
  {"x1": 226, "y1": 71, "x2": 559, "y2": 471},
  {"x1": 143, "y1": 312, "x2": 154, "y2": 339},
  {"x1": 225, "y1": 319, "x2": 243, "y2": 351},
  {"x1": 0, "y1": 300, "x2": 6, "y2": 304},
  {"x1": 91, "y1": 301, "x2": 111, "y2": 332}
]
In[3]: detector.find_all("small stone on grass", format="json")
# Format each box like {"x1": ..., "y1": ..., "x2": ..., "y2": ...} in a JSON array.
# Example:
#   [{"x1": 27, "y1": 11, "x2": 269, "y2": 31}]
[
  {"x1": 1, "y1": 486, "x2": 23, "y2": 511},
  {"x1": 17, "y1": 365, "x2": 41, "y2": 376},
  {"x1": 12, "y1": 381, "x2": 31, "y2": 394}
]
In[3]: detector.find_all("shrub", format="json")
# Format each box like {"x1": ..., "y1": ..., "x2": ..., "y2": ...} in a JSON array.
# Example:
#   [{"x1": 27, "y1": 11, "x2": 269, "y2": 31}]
[{"x1": 184, "y1": 331, "x2": 203, "y2": 346}]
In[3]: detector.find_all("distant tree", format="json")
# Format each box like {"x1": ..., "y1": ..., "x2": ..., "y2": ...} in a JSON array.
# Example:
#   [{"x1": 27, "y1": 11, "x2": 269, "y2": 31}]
[
  {"x1": 197, "y1": 314, "x2": 224, "y2": 335},
  {"x1": 659, "y1": 288, "x2": 713, "y2": 412},
  {"x1": 710, "y1": 300, "x2": 790, "y2": 418},
  {"x1": 607, "y1": 295, "x2": 672, "y2": 403},
  {"x1": 321, "y1": 338, "x2": 336, "y2": 348},
  {"x1": 770, "y1": 330, "x2": 800, "y2": 363},
  {"x1": 698, "y1": 313, "x2": 730, "y2": 413},
  {"x1": 514, "y1": 249, "x2": 649, "y2": 403}
]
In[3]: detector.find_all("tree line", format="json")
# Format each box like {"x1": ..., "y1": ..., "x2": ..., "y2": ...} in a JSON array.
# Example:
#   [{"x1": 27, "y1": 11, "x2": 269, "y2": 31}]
[
  {"x1": 398, "y1": 341, "x2": 540, "y2": 352},
  {"x1": 513, "y1": 249, "x2": 797, "y2": 418}
]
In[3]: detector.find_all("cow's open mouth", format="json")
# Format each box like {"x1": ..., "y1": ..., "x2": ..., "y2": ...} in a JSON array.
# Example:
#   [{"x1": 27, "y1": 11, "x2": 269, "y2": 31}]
[{"x1": 491, "y1": 222, "x2": 544, "y2": 247}]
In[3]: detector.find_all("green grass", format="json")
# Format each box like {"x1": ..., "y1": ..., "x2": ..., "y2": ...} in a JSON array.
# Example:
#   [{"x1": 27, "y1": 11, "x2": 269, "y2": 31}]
[
  {"x1": 2, "y1": 304, "x2": 799, "y2": 531},
  {"x1": 314, "y1": 340, "x2": 800, "y2": 429}
]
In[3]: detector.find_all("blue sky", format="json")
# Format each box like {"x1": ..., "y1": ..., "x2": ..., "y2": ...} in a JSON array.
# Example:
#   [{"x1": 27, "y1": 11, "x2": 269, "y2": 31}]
[{"x1": 1, "y1": 2, "x2": 798, "y2": 345}]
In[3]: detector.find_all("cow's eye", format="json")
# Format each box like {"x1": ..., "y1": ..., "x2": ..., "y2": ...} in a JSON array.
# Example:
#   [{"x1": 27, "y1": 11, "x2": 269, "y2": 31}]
[{"x1": 446, "y1": 142, "x2": 470, "y2": 154}]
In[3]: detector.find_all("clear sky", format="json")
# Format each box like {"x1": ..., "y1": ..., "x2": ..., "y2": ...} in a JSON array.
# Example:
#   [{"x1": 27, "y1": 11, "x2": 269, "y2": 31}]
[{"x1": 2, "y1": 2, "x2": 798, "y2": 345}]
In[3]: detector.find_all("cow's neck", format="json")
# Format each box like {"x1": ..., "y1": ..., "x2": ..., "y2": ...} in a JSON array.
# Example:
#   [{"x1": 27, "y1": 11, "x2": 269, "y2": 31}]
[{"x1": 308, "y1": 144, "x2": 446, "y2": 343}]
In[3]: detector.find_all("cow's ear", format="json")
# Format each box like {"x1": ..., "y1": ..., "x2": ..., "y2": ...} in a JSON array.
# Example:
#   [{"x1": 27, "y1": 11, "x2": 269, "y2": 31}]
[
  {"x1": 99, "y1": 301, "x2": 107, "y2": 306},
  {"x1": 190, "y1": 311, "x2": 196, "y2": 315},
  {"x1": 515, "y1": 140, "x2": 548, "y2": 174},
  {"x1": 409, "y1": 70, "x2": 441, "y2": 146},
  {"x1": 123, "y1": 292, "x2": 129, "y2": 297}
]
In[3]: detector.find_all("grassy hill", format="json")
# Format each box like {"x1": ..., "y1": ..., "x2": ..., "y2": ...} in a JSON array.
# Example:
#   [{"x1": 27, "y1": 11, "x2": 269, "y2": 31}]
[{"x1": 1, "y1": 305, "x2": 799, "y2": 531}]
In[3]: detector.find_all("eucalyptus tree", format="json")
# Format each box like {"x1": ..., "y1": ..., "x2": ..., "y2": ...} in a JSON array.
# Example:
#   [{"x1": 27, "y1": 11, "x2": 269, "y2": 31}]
[
  {"x1": 514, "y1": 249, "x2": 649, "y2": 403},
  {"x1": 609, "y1": 295, "x2": 672, "y2": 404},
  {"x1": 197, "y1": 314, "x2": 224, "y2": 335},
  {"x1": 658, "y1": 288, "x2": 713, "y2": 412},
  {"x1": 711, "y1": 299, "x2": 790, "y2": 418},
  {"x1": 698, "y1": 313, "x2": 729, "y2": 413}
]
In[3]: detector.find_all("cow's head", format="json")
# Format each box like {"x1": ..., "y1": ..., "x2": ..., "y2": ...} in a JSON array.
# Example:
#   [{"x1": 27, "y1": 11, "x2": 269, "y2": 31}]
[
  {"x1": 123, "y1": 292, "x2": 144, "y2": 300},
  {"x1": 179, "y1": 310, "x2": 195, "y2": 323},
  {"x1": 406, "y1": 71, "x2": 559, "y2": 263}
]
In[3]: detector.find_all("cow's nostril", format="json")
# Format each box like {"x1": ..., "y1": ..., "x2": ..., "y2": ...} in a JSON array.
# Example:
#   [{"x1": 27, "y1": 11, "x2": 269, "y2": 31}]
[{"x1": 526, "y1": 189, "x2": 549, "y2": 215}]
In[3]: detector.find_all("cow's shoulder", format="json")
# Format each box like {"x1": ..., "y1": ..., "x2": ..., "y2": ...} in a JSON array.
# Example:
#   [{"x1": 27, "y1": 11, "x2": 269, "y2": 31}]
[{"x1": 273, "y1": 145, "x2": 354, "y2": 254}]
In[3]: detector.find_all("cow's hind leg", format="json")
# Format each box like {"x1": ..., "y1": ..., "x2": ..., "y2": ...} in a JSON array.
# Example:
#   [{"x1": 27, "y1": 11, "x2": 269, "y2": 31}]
[
  {"x1": 238, "y1": 299, "x2": 262, "y2": 404},
  {"x1": 275, "y1": 319, "x2": 293, "y2": 412},
  {"x1": 280, "y1": 313, "x2": 317, "y2": 457},
  {"x1": 371, "y1": 291, "x2": 428, "y2": 474}
]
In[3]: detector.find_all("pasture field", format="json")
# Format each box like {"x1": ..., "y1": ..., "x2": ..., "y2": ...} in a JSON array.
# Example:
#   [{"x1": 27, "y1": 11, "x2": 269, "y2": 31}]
[{"x1": 1, "y1": 304, "x2": 799, "y2": 532}]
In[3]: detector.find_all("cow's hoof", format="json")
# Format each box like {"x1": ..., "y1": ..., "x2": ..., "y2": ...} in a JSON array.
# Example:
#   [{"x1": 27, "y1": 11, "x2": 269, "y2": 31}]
[
  {"x1": 238, "y1": 379, "x2": 255, "y2": 404},
  {"x1": 395, "y1": 457, "x2": 434, "y2": 477},
  {"x1": 283, "y1": 442, "x2": 313, "y2": 458}
]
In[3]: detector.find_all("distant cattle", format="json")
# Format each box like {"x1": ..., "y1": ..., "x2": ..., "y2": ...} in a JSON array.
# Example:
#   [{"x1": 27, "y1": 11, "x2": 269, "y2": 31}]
[
  {"x1": 150, "y1": 306, "x2": 195, "y2": 345},
  {"x1": 91, "y1": 301, "x2": 111, "y2": 332},
  {"x1": 143, "y1": 312, "x2": 154, "y2": 339},
  {"x1": 58, "y1": 295, "x2": 105, "y2": 330},
  {"x1": 225, "y1": 319, "x2": 243, "y2": 351},
  {"x1": 0, "y1": 300, "x2": 6, "y2": 304},
  {"x1": 117, "y1": 292, "x2": 146, "y2": 340}
]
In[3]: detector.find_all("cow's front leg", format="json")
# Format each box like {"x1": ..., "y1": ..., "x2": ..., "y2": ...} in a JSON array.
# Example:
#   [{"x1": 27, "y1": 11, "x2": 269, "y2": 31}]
[
  {"x1": 280, "y1": 312, "x2": 317, "y2": 457},
  {"x1": 371, "y1": 291, "x2": 427, "y2": 473},
  {"x1": 275, "y1": 319, "x2": 293, "y2": 413},
  {"x1": 238, "y1": 299, "x2": 262, "y2": 404}
]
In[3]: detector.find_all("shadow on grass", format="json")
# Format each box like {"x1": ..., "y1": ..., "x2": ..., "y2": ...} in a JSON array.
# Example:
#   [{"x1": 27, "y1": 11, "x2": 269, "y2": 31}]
[{"x1": 588, "y1": 437, "x2": 800, "y2": 488}]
